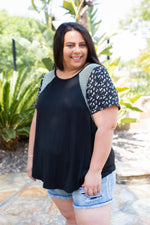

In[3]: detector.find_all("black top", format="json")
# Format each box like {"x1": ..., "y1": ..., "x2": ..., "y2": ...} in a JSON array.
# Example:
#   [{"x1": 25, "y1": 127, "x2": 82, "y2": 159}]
[{"x1": 32, "y1": 65, "x2": 120, "y2": 192}]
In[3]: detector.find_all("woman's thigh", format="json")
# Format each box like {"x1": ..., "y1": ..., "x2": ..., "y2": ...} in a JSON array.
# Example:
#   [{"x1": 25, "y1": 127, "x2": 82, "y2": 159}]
[
  {"x1": 51, "y1": 197, "x2": 77, "y2": 223},
  {"x1": 74, "y1": 203, "x2": 112, "y2": 225}
]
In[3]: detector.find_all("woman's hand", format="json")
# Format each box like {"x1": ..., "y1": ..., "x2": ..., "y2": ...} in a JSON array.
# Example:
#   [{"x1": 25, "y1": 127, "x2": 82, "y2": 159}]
[
  {"x1": 82, "y1": 170, "x2": 101, "y2": 196},
  {"x1": 27, "y1": 157, "x2": 36, "y2": 181}
]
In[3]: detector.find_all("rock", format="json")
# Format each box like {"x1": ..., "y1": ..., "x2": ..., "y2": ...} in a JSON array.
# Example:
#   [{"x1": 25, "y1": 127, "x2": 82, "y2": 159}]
[{"x1": 18, "y1": 186, "x2": 48, "y2": 198}]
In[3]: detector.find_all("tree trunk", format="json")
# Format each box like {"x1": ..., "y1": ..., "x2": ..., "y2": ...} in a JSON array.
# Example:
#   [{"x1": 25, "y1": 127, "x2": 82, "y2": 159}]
[
  {"x1": 78, "y1": 1, "x2": 94, "y2": 28},
  {"x1": 79, "y1": 0, "x2": 87, "y2": 28}
]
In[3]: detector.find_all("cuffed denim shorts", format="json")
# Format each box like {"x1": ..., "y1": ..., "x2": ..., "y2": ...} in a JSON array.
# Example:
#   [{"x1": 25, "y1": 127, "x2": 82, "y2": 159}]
[{"x1": 47, "y1": 171, "x2": 116, "y2": 209}]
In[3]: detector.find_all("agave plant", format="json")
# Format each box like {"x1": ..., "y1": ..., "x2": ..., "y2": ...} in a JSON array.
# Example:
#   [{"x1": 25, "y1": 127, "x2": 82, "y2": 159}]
[
  {"x1": 63, "y1": 0, "x2": 85, "y2": 22},
  {"x1": 116, "y1": 88, "x2": 143, "y2": 126},
  {"x1": 0, "y1": 69, "x2": 43, "y2": 143},
  {"x1": 31, "y1": 0, "x2": 54, "y2": 30},
  {"x1": 86, "y1": 6, "x2": 113, "y2": 60}
]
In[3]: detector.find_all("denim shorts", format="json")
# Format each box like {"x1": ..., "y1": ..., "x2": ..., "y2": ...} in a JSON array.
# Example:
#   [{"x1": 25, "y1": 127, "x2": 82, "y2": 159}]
[{"x1": 47, "y1": 171, "x2": 116, "y2": 209}]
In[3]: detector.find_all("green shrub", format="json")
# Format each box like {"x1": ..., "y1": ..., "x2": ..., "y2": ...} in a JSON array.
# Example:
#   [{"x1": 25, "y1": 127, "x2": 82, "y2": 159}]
[
  {"x1": 116, "y1": 87, "x2": 143, "y2": 125},
  {"x1": 0, "y1": 68, "x2": 42, "y2": 144},
  {"x1": 105, "y1": 59, "x2": 143, "y2": 126}
]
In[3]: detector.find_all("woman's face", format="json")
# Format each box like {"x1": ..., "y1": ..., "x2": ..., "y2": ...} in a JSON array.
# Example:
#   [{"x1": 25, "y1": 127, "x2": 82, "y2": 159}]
[{"x1": 63, "y1": 30, "x2": 88, "y2": 71}]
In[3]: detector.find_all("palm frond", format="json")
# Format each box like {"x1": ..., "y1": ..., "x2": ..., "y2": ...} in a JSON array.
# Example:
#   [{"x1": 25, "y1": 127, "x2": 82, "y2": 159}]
[
  {"x1": 0, "y1": 68, "x2": 42, "y2": 142},
  {"x1": 2, "y1": 81, "x2": 10, "y2": 112}
]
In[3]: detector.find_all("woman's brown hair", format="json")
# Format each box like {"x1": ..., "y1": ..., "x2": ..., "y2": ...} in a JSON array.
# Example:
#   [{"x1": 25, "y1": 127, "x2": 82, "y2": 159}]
[{"x1": 53, "y1": 22, "x2": 101, "y2": 70}]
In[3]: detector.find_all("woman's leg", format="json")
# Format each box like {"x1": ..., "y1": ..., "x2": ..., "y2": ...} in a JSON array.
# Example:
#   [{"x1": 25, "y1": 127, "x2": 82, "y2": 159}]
[
  {"x1": 74, "y1": 203, "x2": 112, "y2": 225},
  {"x1": 51, "y1": 197, "x2": 77, "y2": 225}
]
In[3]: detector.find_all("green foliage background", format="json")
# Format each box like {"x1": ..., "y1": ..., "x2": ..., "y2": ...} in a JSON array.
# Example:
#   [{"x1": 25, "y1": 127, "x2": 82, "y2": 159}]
[
  {"x1": 0, "y1": 10, "x2": 43, "y2": 72},
  {"x1": 119, "y1": 0, "x2": 150, "y2": 95}
]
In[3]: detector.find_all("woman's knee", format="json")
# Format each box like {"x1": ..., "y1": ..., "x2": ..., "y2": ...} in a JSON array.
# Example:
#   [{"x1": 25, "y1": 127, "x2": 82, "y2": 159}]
[
  {"x1": 59, "y1": 208, "x2": 77, "y2": 225},
  {"x1": 62, "y1": 208, "x2": 75, "y2": 221}
]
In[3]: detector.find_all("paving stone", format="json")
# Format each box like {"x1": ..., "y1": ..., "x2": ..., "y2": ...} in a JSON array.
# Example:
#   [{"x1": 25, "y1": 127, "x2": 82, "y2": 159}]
[
  {"x1": 0, "y1": 173, "x2": 27, "y2": 192},
  {"x1": 113, "y1": 129, "x2": 150, "y2": 184},
  {"x1": 1, "y1": 199, "x2": 48, "y2": 219},
  {"x1": 15, "y1": 214, "x2": 65, "y2": 225},
  {"x1": 132, "y1": 199, "x2": 150, "y2": 218},
  {"x1": 112, "y1": 184, "x2": 136, "y2": 211},
  {"x1": 127, "y1": 184, "x2": 150, "y2": 199},
  {"x1": 18, "y1": 186, "x2": 48, "y2": 198},
  {"x1": 0, "y1": 190, "x2": 17, "y2": 203},
  {"x1": 111, "y1": 211, "x2": 140, "y2": 225},
  {"x1": 0, "y1": 174, "x2": 9, "y2": 184},
  {"x1": 0, "y1": 214, "x2": 19, "y2": 225},
  {"x1": 112, "y1": 183, "x2": 150, "y2": 225}
]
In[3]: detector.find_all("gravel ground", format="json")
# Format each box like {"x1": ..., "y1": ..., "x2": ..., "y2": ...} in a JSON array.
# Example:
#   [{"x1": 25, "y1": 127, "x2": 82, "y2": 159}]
[{"x1": 0, "y1": 141, "x2": 28, "y2": 175}]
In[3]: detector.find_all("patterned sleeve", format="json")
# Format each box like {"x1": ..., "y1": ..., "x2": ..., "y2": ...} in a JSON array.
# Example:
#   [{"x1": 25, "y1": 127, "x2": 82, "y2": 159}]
[
  {"x1": 35, "y1": 78, "x2": 43, "y2": 108},
  {"x1": 86, "y1": 65, "x2": 120, "y2": 114}
]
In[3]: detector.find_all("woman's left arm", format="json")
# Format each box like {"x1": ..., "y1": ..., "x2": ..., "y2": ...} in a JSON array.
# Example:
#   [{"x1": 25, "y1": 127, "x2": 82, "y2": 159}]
[{"x1": 83, "y1": 105, "x2": 118, "y2": 196}]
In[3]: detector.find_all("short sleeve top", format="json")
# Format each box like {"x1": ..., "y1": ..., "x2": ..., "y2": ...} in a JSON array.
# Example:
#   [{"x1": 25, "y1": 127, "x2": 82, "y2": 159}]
[{"x1": 32, "y1": 64, "x2": 120, "y2": 192}]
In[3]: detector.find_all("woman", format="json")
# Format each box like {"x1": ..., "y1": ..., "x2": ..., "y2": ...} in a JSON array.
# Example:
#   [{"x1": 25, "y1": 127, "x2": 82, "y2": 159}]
[{"x1": 27, "y1": 22, "x2": 120, "y2": 225}]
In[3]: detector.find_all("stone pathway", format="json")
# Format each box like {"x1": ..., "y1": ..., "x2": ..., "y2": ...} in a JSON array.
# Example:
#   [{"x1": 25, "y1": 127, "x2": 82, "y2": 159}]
[
  {"x1": 0, "y1": 115, "x2": 150, "y2": 224},
  {"x1": 113, "y1": 129, "x2": 150, "y2": 184},
  {"x1": 0, "y1": 172, "x2": 150, "y2": 225}
]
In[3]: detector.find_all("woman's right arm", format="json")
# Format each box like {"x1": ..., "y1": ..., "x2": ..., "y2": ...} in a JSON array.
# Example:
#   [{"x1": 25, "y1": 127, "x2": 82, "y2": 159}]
[{"x1": 27, "y1": 109, "x2": 37, "y2": 181}]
